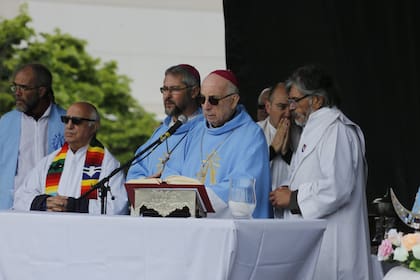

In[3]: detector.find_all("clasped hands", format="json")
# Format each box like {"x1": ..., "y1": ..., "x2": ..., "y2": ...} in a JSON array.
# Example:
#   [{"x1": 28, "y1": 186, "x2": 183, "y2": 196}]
[
  {"x1": 46, "y1": 195, "x2": 68, "y2": 212},
  {"x1": 271, "y1": 118, "x2": 290, "y2": 156}
]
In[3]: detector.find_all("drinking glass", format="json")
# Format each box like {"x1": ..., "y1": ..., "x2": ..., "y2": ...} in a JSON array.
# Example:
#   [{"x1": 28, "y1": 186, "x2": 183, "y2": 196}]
[{"x1": 228, "y1": 177, "x2": 256, "y2": 219}]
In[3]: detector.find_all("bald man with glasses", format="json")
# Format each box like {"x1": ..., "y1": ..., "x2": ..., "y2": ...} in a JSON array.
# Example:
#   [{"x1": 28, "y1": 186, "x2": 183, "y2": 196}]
[
  {"x1": 14, "y1": 102, "x2": 128, "y2": 214},
  {"x1": 162, "y1": 70, "x2": 272, "y2": 219},
  {"x1": 0, "y1": 63, "x2": 66, "y2": 210},
  {"x1": 257, "y1": 83, "x2": 298, "y2": 218}
]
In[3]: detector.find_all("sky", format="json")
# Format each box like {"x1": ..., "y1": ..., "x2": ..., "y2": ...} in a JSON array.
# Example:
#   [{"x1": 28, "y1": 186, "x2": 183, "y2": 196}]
[{"x1": 7, "y1": 0, "x2": 226, "y2": 120}]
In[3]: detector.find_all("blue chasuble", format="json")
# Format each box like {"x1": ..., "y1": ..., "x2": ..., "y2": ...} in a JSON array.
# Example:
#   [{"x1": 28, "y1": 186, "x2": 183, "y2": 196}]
[{"x1": 163, "y1": 105, "x2": 273, "y2": 218}]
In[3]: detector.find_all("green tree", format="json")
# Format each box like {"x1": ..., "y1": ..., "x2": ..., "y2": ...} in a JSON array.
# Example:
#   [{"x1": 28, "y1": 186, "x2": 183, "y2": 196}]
[{"x1": 0, "y1": 5, "x2": 159, "y2": 165}]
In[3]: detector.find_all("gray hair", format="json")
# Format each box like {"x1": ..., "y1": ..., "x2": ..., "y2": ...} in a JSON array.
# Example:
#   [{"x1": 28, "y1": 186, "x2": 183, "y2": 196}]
[
  {"x1": 89, "y1": 104, "x2": 100, "y2": 125},
  {"x1": 226, "y1": 81, "x2": 239, "y2": 95},
  {"x1": 165, "y1": 64, "x2": 200, "y2": 87},
  {"x1": 285, "y1": 64, "x2": 341, "y2": 108},
  {"x1": 258, "y1": 87, "x2": 271, "y2": 104}
]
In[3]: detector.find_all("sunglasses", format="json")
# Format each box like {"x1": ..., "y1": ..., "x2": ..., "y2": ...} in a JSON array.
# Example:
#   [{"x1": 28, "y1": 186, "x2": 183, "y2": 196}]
[
  {"x1": 61, "y1": 116, "x2": 96, "y2": 125},
  {"x1": 199, "y1": 93, "x2": 236, "y2": 106}
]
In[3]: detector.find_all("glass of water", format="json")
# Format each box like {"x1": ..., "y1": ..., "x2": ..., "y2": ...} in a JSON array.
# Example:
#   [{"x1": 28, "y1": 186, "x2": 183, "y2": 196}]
[{"x1": 228, "y1": 177, "x2": 256, "y2": 219}]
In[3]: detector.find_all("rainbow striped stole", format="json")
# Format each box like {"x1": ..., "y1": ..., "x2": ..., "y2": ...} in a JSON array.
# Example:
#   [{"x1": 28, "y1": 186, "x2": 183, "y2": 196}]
[
  {"x1": 45, "y1": 143, "x2": 69, "y2": 196},
  {"x1": 45, "y1": 139, "x2": 105, "y2": 199},
  {"x1": 81, "y1": 138, "x2": 105, "y2": 199}
]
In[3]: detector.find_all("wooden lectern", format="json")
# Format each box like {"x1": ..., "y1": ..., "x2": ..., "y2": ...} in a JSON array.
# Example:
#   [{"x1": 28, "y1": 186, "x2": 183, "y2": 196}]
[{"x1": 125, "y1": 176, "x2": 214, "y2": 218}]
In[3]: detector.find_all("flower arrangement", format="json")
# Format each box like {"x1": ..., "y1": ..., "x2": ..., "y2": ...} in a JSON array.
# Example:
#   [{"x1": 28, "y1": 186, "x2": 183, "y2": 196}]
[{"x1": 378, "y1": 229, "x2": 420, "y2": 272}]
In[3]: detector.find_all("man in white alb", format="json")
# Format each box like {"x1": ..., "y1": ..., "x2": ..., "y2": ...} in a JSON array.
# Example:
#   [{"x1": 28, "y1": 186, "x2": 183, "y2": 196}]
[
  {"x1": 270, "y1": 65, "x2": 372, "y2": 280},
  {"x1": 14, "y1": 102, "x2": 128, "y2": 214}
]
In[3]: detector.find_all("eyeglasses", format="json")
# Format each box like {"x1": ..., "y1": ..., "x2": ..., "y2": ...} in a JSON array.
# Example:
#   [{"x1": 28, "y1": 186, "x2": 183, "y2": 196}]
[
  {"x1": 287, "y1": 94, "x2": 313, "y2": 106},
  {"x1": 10, "y1": 84, "x2": 42, "y2": 93},
  {"x1": 61, "y1": 116, "x2": 96, "y2": 125},
  {"x1": 160, "y1": 85, "x2": 192, "y2": 94},
  {"x1": 199, "y1": 93, "x2": 237, "y2": 106}
]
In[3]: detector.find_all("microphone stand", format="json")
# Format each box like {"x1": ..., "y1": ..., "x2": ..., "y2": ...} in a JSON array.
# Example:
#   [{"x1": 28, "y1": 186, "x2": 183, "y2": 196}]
[{"x1": 80, "y1": 133, "x2": 171, "y2": 214}]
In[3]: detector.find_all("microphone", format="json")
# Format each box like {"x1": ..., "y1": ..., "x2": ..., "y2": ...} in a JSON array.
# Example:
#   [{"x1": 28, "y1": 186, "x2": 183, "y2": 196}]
[
  {"x1": 79, "y1": 115, "x2": 188, "y2": 210},
  {"x1": 159, "y1": 115, "x2": 187, "y2": 143}
]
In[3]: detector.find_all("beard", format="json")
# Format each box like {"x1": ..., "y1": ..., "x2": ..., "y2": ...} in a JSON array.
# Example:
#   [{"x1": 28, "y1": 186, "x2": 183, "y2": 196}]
[
  {"x1": 292, "y1": 108, "x2": 312, "y2": 127},
  {"x1": 165, "y1": 104, "x2": 182, "y2": 117},
  {"x1": 164, "y1": 94, "x2": 190, "y2": 117},
  {"x1": 15, "y1": 93, "x2": 40, "y2": 113}
]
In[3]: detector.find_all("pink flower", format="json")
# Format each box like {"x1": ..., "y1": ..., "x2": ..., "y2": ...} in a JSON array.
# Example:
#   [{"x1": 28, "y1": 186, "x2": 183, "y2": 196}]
[
  {"x1": 378, "y1": 239, "x2": 394, "y2": 261},
  {"x1": 378, "y1": 230, "x2": 420, "y2": 273}
]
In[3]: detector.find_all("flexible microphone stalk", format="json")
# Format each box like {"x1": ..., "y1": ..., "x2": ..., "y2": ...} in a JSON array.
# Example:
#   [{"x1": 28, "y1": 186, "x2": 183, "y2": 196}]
[
  {"x1": 159, "y1": 114, "x2": 188, "y2": 143},
  {"x1": 79, "y1": 114, "x2": 188, "y2": 214}
]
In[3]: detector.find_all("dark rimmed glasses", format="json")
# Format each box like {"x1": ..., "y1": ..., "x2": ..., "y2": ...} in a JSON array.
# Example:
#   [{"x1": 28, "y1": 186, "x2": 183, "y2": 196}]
[
  {"x1": 10, "y1": 84, "x2": 42, "y2": 93},
  {"x1": 199, "y1": 93, "x2": 237, "y2": 106},
  {"x1": 61, "y1": 116, "x2": 96, "y2": 125},
  {"x1": 287, "y1": 94, "x2": 314, "y2": 106},
  {"x1": 160, "y1": 85, "x2": 192, "y2": 94}
]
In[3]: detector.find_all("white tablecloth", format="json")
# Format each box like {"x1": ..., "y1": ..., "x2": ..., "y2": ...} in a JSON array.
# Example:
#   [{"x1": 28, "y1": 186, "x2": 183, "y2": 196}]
[
  {"x1": 0, "y1": 211, "x2": 326, "y2": 280},
  {"x1": 383, "y1": 266, "x2": 420, "y2": 280}
]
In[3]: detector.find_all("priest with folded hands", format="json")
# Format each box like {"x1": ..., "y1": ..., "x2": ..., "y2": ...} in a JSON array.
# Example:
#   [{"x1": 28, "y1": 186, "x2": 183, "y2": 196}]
[{"x1": 13, "y1": 102, "x2": 128, "y2": 214}]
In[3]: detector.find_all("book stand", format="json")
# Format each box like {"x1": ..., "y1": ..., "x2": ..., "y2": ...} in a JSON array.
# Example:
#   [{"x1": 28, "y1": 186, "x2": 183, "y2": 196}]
[{"x1": 125, "y1": 182, "x2": 214, "y2": 218}]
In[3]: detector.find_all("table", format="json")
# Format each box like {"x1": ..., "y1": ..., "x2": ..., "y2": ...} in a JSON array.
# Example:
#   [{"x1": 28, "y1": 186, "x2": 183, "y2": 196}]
[
  {"x1": 384, "y1": 266, "x2": 420, "y2": 280},
  {"x1": 0, "y1": 212, "x2": 326, "y2": 280}
]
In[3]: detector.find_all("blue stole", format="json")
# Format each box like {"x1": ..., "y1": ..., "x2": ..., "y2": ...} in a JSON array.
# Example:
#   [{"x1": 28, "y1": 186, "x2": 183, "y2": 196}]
[{"x1": 0, "y1": 104, "x2": 66, "y2": 209}]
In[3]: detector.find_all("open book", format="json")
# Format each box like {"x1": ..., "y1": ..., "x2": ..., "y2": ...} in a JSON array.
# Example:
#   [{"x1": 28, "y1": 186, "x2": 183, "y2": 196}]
[{"x1": 126, "y1": 175, "x2": 202, "y2": 185}]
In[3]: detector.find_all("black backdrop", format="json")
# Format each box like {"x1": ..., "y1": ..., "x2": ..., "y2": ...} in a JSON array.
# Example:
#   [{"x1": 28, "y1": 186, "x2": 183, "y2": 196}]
[{"x1": 223, "y1": 0, "x2": 420, "y2": 213}]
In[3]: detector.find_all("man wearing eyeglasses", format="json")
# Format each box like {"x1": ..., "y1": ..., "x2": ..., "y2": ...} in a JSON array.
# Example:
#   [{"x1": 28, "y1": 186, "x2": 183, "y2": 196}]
[
  {"x1": 269, "y1": 65, "x2": 371, "y2": 280},
  {"x1": 162, "y1": 70, "x2": 272, "y2": 218},
  {"x1": 14, "y1": 102, "x2": 128, "y2": 214},
  {"x1": 257, "y1": 83, "x2": 295, "y2": 218},
  {"x1": 126, "y1": 64, "x2": 203, "y2": 180},
  {"x1": 0, "y1": 63, "x2": 66, "y2": 210}
]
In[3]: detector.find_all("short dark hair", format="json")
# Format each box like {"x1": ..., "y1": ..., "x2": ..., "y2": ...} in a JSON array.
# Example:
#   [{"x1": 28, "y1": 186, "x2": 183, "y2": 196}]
[
  {"x1": 285, "y1": 64, "x2": 341, "y2": 108},
  {"x1": 14, "y1": 63, "x2": 55, "y2": 101},
  {"x1": 165, "y1": 64, "x2": 201, "y2": 106}
]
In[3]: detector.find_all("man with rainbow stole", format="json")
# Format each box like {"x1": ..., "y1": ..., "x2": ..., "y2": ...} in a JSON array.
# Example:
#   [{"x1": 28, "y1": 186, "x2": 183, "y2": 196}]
[{"x1": 14, "y1": 102, "x2": 128, "y2": 214}]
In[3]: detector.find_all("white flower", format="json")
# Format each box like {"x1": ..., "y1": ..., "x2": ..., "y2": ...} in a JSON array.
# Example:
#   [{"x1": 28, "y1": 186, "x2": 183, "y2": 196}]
[
  {"x1": 378, "y1": 230, "x2": 420, "y2": 273},
  {"x1": 412, "y1": 244, "x2": 420, "y2": 259},
  {"x1": 387, "y1": 228, "x2": 402, "y2": 247},
  {"x1": 393, "y1": 247, "x2": 409, "y2": 262}
]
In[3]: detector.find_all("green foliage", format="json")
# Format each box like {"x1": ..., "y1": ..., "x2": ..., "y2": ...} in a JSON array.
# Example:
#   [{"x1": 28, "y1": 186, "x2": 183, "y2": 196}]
[
  {"x1": 0, "y1": 5, "x2": 159, "y2": 165},
  {"x1": 409, "y1": 256, "x2": 420, "y2": 272}
]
